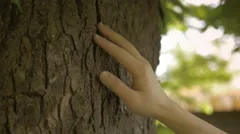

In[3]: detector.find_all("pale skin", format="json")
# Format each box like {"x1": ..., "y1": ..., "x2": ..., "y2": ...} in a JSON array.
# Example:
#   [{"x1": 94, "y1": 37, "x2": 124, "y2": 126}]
[{"x1": 93, "y1": 22, "x2": 227, "y2": 134}]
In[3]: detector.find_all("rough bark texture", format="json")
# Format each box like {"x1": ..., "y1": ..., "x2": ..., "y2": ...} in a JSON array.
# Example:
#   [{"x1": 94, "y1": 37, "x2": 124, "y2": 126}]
[{"x1": 0, "y1": 0, "x2": 161, "y2": 133}]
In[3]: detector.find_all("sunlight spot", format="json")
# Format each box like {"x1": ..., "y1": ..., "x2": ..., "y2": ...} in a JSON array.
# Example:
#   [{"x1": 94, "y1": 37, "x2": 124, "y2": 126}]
[
  {"x1": 185, "y1": 17, "x2": 206, "y2": 29},
  {"x1": 173, "y1": 6, "x2": 183, "y2": 13},
  {"x1": 182, "y1": 0, "x2": 221, "y2": 8}
]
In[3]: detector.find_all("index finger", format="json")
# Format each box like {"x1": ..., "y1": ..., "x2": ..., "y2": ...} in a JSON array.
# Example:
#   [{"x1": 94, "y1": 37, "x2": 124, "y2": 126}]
[
  {"x1": 97, "y1": 23, "x2": 144, "y2": 61},
  {"x1": 94, "y1": 34, "x2": 142, "y2": 76}
]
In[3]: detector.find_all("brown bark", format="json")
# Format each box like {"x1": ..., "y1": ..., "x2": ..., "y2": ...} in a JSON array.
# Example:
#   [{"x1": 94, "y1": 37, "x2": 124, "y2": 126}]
[{"x1": 0, "y1": 0, "x2": 161, "y2": 133}]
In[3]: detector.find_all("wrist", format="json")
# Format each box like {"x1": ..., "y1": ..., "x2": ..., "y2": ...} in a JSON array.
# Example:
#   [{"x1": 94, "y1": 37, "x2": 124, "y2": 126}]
[
  {"x1": 154, "y1": 99, "x2": 227, "y2": 134},
  {"x1": 153, "y1": 98, "x2": 182, "y2": 120}
]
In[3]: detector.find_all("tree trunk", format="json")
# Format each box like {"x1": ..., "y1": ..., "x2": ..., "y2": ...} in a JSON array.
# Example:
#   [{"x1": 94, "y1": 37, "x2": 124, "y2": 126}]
[{"x1": 0, "y1": 0, "x2": 161, "y2": 133}]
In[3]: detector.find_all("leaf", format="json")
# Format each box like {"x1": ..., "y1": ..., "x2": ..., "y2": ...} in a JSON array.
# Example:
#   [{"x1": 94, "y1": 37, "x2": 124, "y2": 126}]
[
  {"x1": 201, "y1": 103, "x2": 213, "y2": 115},
  {"x1": 232, "y1": 47, "x2": 240, "y2": 53}
]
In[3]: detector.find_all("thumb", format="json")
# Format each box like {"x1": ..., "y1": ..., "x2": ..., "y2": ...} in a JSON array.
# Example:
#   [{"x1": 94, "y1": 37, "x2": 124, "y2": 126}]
[{"x1": 99, "y1": 71, "x2": 137, "y2": 103}]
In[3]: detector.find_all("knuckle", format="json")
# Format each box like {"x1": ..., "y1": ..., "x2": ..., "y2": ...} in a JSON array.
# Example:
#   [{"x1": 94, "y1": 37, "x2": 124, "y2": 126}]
[
  {"x1": 143, "y1": 59, "x2": 152, "y2": 67},
  {"x1": 128, "y1": 96, "x2": 141, "y2": 108}
]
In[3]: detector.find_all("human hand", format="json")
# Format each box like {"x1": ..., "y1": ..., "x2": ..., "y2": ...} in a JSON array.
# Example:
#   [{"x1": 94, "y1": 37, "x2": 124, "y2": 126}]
[
  {"x1": 94, "y1": 23, "x2": 228, "y2": 134},
  {"x1": 93, "y1": 23, "x2": 171, "y2": 118}
]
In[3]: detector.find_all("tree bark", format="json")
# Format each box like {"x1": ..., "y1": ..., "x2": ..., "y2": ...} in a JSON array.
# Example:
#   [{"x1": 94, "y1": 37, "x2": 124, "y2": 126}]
[{"x1": 0, "y1": 0, "x2": 161, "y2": 133}]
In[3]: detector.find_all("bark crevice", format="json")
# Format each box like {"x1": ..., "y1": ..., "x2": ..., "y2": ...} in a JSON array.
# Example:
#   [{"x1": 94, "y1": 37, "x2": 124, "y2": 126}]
[{"x1": 95, "y1": 0, "x2": 101, "y2": 23}]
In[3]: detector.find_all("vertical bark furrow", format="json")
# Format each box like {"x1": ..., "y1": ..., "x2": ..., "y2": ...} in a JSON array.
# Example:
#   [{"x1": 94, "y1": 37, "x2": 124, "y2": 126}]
[
  {"x1": 95, "y1": 0, "x2": 101, "y2": 23},
  {"x1": 43, "y1": 40, "x2": 49, "y2": 90}
]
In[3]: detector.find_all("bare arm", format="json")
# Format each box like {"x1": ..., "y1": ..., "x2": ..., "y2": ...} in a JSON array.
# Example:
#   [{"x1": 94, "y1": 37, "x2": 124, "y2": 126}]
[
  {"x1": 93, "y1": 22, "x2": 227, "y2": 134},
  {"x1": 156, "y1": 100, "x2": 227, "y2": 134}
]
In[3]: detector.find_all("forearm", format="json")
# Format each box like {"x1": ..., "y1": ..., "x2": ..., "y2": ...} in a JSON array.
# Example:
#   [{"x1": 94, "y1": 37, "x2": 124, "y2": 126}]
[{"x1": 156, "y1": 100, "x2": 227, "y2": 134}]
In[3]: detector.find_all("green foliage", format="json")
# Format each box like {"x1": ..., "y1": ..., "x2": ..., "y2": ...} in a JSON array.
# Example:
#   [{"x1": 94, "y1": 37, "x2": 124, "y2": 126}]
[
  {"x1": 221, "y1": 0, "x2": 240, "y2": 35},
  {"x1": 160, "y1": 0, "x2": 187, "y2": 34},
  {"x1": 155, "y1": 120, "x2": 175, "y2": 134},
  {"x1": 161, "y1": 48, "x2": 232, "y2": 91},
  {"x1": 160, "y1": 0, "x2": 240, "y2": 35},
  {"x1": 200, "y1": 103, "x2": 214, "y2": 115}
]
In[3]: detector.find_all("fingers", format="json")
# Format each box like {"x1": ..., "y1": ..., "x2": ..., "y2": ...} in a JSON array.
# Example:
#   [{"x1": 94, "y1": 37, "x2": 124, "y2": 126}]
[
  {"x1": 94, "y1": 34, "x2": 141, "y2": 76},
  {"x1": 100, "y1": 71, "x2": 137, "y2": 104},
  {"x1": 97, "y1": 23, "x2": 144, "y2": 61}
]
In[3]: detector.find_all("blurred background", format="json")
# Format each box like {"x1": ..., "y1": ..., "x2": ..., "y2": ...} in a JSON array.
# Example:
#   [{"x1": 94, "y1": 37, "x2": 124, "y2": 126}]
[{"x1": 156, "y1": 0, "x2": 240, "y2": 133}]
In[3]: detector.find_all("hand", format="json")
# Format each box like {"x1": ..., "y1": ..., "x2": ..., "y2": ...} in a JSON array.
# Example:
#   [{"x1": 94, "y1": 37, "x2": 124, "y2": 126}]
[
  {"x1": 93, "y1": 22, "x2": 171, "y2": 118},
  {"x1": 94, "y1": 23, "x2": 227, "y2": 134}
]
